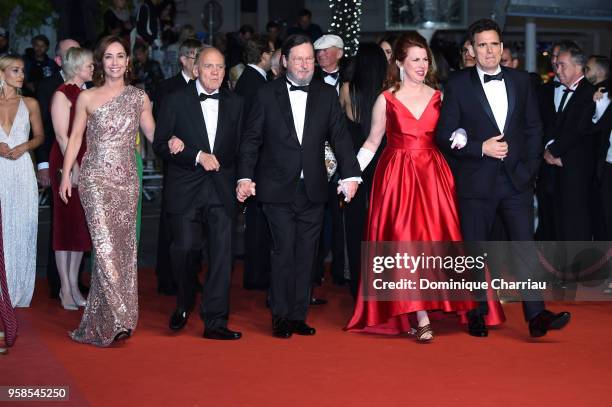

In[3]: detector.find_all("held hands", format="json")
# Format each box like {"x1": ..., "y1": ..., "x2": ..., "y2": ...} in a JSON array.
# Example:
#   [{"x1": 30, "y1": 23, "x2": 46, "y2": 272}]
[
  {"x1": 198, "y1": 152, "x2": 220, "y2": 171},
  {"x1": 449, "y1": 128, "x2": 467, "y2": 149},
  {"x1": 543, "y1": 149, "x2": 563, "y2": 167},
  {"x1": 337, "y1": 180, "x2": 359, "y2": 203},
  {"x1": 482, "y1": 134, "x2": 507, "y2": 160},
  {"x1": 7, "y1": 144, "x2": 28, "y2": 160},
  {"x1": 1, "y1": 143, "x2": 28, "y2": 160},
  {"x1": 59, "y1": 170, "x2": 72, "y2": 204},
  {"x1": 236, "y1": 180, "x2": 256, "y2": 202},
  {"x1": 168, "y1": 136, "x2": 184, "y2": 154}
]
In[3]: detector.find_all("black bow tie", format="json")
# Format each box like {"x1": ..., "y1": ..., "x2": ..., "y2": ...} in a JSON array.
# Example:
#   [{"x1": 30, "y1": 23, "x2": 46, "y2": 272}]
[
  {"x1": 323, "y1": 71, "x2": 339, "y2": 80},
  {"x1": 553, "y1": 81, "x2": 563, "y2": 88},
  {"x1": 287, "y1": 80, "x2": 309, "y2": 92},
  {"x1": 562, "y1": 88, "x2": 574, "y2": 94},
  {"x1": 199, "y1": 92, "x2": 220, "y2": 101},
  {"x1": 483, "y1": 72, "x2": 504, "y2": 83}
]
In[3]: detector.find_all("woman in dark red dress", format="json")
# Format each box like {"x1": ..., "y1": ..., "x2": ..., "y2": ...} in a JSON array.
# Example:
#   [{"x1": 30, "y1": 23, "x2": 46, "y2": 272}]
[
  {"x1": 49, "y1": 47, "x2": 94, "y2": 310},
  {"x1": 346, "y1": 32, "x2": 504, "y2": 341}
]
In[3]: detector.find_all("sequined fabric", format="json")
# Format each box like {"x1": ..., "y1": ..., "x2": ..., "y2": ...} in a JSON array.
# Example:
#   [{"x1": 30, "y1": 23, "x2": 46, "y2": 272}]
[
  {"x1": 0, "y1": 98, "x2": 38, "y2": 308},
  {"x1": 70, "y1": 86, "x2": 144, "y2": 347}
]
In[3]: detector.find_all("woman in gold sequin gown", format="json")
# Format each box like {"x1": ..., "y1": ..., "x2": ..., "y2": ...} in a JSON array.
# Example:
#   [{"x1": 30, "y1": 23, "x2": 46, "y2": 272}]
[{"x1": 59, "y1": 36, "x2": 156, "y2": 347}]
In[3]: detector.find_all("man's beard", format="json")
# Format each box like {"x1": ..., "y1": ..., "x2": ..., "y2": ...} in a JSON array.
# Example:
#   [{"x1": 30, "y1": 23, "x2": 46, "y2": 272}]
[{"x1": 286, "y1": 70, "x2": 313, "y2": 86}]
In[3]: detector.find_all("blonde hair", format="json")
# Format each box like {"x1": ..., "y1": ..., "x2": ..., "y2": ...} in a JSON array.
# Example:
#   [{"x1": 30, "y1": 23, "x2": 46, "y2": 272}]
[
  {"x1": 0, "y1": 54, "x2": 24, "y2": 97},
  {"x1": 62, "y1": 47, "x2": 93, "y2": 81}
]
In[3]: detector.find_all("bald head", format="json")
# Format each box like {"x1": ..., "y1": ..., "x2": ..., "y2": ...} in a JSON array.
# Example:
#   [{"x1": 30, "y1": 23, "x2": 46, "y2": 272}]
[
  {"x1": 55, "y1": 39, "x2": 80, "y2": 67},
  {"x1": 195, "y1": 46, "x2": 226, "y2": 93}
]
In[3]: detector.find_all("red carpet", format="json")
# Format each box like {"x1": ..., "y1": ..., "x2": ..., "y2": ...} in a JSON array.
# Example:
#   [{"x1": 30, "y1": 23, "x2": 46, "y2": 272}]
[{"x1": 3, "y1": 263, "x2": 611, "y2": 406}]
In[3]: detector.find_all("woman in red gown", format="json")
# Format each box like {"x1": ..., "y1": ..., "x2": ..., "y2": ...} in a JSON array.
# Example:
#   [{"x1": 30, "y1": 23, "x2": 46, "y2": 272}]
[
  {"x1": 346, "y1": 32, "x2": 504, "y2": 341},
  {"x1": 49, "y1": 47, "x2": 94, "y2": 310}
]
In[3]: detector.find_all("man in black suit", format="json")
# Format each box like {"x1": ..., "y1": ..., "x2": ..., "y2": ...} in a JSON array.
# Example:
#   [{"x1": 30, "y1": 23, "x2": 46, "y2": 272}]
[
  {"x1": 153, "y1": 47, "x2": 243, "y2": 341},
  {"x1": 35, "y1": 38, "x2": 80, "y2": 299},
  {"x1": 234, "y1": 38, "x2": 273, "y2": 290},
  {"x1": 153, "y1": 38, "x2": 202, "y2": 295},
  {"x1": 436, "y1": 19, "x2": 570, "y2": 338},
  {"x1": 237, "y1": 35, "x2": 361, "y2": 338},
  {"x1": 543, "y1": 44, "x2": 596, "y2": 241}
]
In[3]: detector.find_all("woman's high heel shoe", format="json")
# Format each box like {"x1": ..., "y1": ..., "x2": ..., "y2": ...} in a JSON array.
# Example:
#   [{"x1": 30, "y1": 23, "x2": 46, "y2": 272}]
[
  {"x1": 59, "y1": 291, "x2": 78, "y2": 310},
  {"x1": 71, "y1": 291, "x2": 87, "y2": 307},
  {"x1": 416, "y1": 324, "x2": 434, "y2": 343}
]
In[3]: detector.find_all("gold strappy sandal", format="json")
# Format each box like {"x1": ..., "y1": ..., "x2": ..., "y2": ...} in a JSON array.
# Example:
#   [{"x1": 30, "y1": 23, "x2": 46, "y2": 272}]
[{"x1": 416, "y1": 324, "x2": 434, "y2": 342}]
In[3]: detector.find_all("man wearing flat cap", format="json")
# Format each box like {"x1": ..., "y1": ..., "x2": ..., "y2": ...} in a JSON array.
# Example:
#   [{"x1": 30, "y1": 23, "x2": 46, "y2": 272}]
[{"x1": 313, "y1": 34, "x2": 344, "y2": 94}]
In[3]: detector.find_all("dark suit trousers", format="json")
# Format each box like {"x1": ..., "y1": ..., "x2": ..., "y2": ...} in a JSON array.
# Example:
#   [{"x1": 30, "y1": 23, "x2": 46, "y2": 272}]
[
  {"x1": 458, "y1": 168, "x2": 545, "y2": 321},
  {"x1": 168, "y1": 177, "x2": 232, "y2": 329},
  {"x1": 601, "y1": 163, "x2": 612, "y2": 240},
  {"x1": 243, "y1": 198, "x2": 271, "y2": 290},
  {"x1": 155, "y1": 161, "x2": 174, "y2": 291},
  {"x1": 262, "y1": 181, "x2": 325, "y2": 321}
]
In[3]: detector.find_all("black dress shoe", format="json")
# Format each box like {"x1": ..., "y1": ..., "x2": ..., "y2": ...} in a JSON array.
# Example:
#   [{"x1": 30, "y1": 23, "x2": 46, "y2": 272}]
[
  {"x1": 289, "y1": 320, "x2": 316, "y2": 335},
  {"x1": 467, "y1": 312, "x2": 488, "y2": 337},
  {"x1": 310, "y1": 297, "x2": 328, "y2": 305},
  {"x1": 272, "y1": 318, "x2": 292, "y2": 338},
  {"x1": 529, "y1": 310, "x2": 571, "y2": 338},
  {"x1": 169, "y1": 309, "x2": 190, "y2": 330},
  {"x1": 203, "y1": 327, "x2": 242, "y2": 340}
]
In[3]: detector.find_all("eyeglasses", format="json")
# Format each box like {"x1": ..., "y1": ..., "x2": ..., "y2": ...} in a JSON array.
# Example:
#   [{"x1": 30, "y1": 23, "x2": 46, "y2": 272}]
[{"x1": 289, "y1": 56, "x2": 315, "y2": 65}]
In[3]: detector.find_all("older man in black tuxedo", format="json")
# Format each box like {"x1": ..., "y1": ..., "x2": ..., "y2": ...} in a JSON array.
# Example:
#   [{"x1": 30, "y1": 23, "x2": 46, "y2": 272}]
[{"x1": 153, "y1": 47, "x2": 243, "y2": 340}]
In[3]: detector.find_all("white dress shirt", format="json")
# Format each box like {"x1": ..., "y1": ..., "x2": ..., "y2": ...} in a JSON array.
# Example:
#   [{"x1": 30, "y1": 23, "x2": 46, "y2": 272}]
[
  {"x1": 557, "y1": 76, "x2": 584, "y2": 113},
  {"x1": 322, "y1": 69, "x2": 340, "y2": 94},
  {"x1": 248, "y1": 64, "x2": 268, "y2": 80},
  {"x1": 553, "y1": 77, "x2": 566, "y2": 111},
  {"x1": 547, "y1": 76, "x2": 585, "y2": 150},
  {"x1": 195, "y1": 80, "x2": 220, "y2": 165},
  {"x1": 477, "y1": 66, "x2": 508, "y2": 133},
  {"x1": 181, "y1": 69, "x2": 191, "y2": 84},
  {"x1": 286, "y1": 79, "x2": 308, "y2": 178}
]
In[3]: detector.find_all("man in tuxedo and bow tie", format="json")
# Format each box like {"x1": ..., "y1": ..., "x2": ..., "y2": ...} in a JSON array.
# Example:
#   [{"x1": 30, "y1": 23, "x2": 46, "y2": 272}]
[
  {"x1": 436, "y1": 19, "x2": 571, "y2": 338},
  {"x1": 153, "y1": 47, "x2": 243, "y2": 340},
  {"x1": 237, "y1": 34, "x2": 361, "y2": 338}
]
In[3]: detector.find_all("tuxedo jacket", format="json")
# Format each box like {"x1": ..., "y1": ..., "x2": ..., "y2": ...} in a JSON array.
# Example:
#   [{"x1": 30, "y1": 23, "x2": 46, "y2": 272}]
[
  {"x1": 34, "y1": 71, "x2": 64, "y2": 165},
  {"x1": 153, "y1": 73, "x2": 189, "y2": 119},
  {"x1": 546, "y1": 78, "x2": 596, "y2": 181},
  {"x1": 234, "y1": 65, "x2": 267, "y2": 108},
  {"x1": 238, "y1": 75, "x2": 361, "y2": 204},
  {"x1": 153, "y1": 81, "x2": 244, "y2": 216},
  {"x1": 435, "y1": 66, "x2": 543, "y2": 198}
]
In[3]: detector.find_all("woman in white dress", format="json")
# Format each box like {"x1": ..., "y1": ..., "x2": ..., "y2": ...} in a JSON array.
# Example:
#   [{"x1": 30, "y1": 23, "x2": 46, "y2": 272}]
[{"x1": 0, "y1": 54, "x2": 44, "y2": 307}]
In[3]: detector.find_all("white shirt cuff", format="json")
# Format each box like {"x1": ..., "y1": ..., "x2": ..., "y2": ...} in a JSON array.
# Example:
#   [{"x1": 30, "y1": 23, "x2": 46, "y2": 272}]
[
  {"x1": 545, "y1": 139, "x2": 555, "y2": 149},
  {"x1": 340, "y1": 177, "x2": 362, "y2": 184},
  {"x1": 195, "y1": 151, "x2": 202, "y2": 166},
  {"x1": 37, "y1": 162, "x2": 49, "y2": 170},
  {"x1": 237, "y1": 178, "x2": 251, "y2": 184}
]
